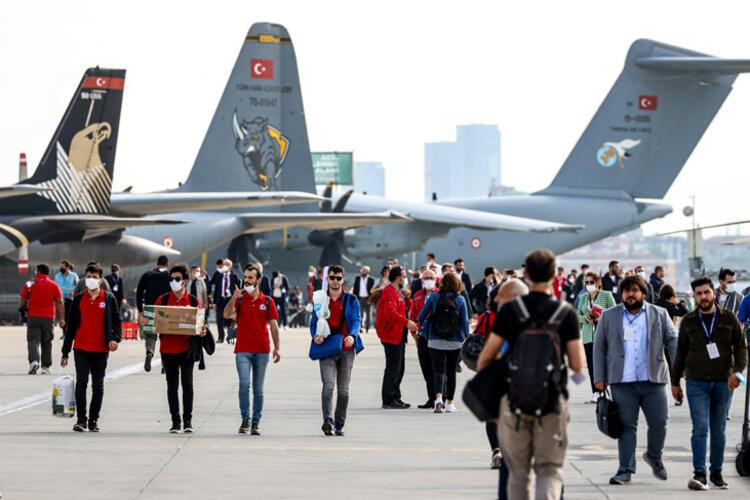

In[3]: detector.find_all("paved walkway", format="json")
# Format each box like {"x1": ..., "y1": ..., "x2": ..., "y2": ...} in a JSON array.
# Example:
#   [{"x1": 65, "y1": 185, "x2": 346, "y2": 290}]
[{"x1": 0, "y1": 326, "x2": 749, "y2": 499}]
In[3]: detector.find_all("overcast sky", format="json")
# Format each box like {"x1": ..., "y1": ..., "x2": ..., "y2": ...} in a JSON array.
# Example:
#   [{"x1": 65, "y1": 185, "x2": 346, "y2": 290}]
[{"x1": 2, "y1": 0, "x2": 750, "y2": 237}]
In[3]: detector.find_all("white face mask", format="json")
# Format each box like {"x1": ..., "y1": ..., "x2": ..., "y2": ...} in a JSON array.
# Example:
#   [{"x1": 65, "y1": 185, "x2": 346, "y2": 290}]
[
  {"x1": 158, "y1": 267, "x2": 168, "y2": 273},
  {"x1": 725, "y1": 283, "x2": 736, "y2": 293},
  {"x1": 85, "y1": 277, "x2": 99, "y2": 290},
  {"x1": 423, "y1": 279, "x2": 436, "y2": 291},
  {"x1": 308, "y1": 271, "x2": 315, "y2": 278},
  {"x1": 170, "y1": 280, "x2": 183, "y2": 292},
  {"x1": 244, "y1": 284, "x2": 256, "y2": 294},
  {"x1": 636, "y1": 271, "x2": 646, "y2": 279},
  {"x1": 586, "y1": 284, "x2": 597, "y2": 294},
  {"x1": 192, "y1": 272, "x2": 200, "y2": 279}
]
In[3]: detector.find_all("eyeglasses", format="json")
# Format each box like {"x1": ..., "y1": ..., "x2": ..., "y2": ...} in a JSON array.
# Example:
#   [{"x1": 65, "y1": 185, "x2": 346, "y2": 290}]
[
  {"x1": 328, "y1": 276, "x2": 343, "y2": 281},
  {"x1": 585, "y1": 281, "x2": 596, "y2": 285}
]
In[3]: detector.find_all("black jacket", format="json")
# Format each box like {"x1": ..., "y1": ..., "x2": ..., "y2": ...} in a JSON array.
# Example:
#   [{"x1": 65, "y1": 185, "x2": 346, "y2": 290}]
[
  {"x1": 353, "y1": 275, "x2": 375, "y2": 297},
  {"x1": 259, "y1": 275, "x2": 272, "y2": 296},
  {"x1": 105, "y1": 273, "x2": 124, "y2": 305},
  {"x1": 458, "y1": 272, "x2": 473, "y2": 296},
  {"x1": 656, "y1": 298, "x2": 688, "y2": 319},
  {"x1": 62, "y1": 291, "x2": 122, "y2": 356},
  {"x1": 470, "y1": 280, "x2": 495, "y2": 314},
  {"x1": 136, "y1": 268, "x2": 171, "y2": 312},
  {"x1": 212, "y1": 272, "x2": 241, "y2": 303},
  {"x1": 410, "y1": 278, "x2": 422, "y2": 296},
  {"x1": 601, "y1": 273, "x2": 622, "y2": 303}
]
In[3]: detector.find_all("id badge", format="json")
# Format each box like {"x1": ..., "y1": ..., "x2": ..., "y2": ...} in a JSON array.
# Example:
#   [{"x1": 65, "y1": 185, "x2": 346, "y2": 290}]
[
  {"x1": 624, "y1": 325, "x2": 635, "y2": 342},
  {"x1": 706, "y1": 343, "x2": 720, "y2": 360}
]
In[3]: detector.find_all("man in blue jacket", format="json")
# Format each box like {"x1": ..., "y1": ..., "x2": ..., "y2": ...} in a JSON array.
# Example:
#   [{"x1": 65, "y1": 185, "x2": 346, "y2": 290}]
[{"x1": 310, "y1": 265, "x2": 363, "y2": 436}]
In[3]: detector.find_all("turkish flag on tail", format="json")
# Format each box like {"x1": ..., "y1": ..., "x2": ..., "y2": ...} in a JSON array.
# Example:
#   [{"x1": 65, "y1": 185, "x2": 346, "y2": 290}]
[{"x1": 639, "y1": 95, "x2": 658, "y2": 110}]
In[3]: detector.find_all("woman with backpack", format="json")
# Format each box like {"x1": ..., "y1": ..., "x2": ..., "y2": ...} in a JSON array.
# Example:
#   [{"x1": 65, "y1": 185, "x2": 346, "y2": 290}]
[
  {"x1": 576, "y1": 271, "x2": 615, "y2": 403},
  {"x1": 417, "y1": 272, "x2": 469, "y2": 413}
]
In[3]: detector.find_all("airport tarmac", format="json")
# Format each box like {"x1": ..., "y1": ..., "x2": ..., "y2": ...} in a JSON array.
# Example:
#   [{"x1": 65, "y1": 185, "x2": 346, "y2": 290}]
[{"x1": 1, "y1": 325, "x2": 749, "y2": 499}]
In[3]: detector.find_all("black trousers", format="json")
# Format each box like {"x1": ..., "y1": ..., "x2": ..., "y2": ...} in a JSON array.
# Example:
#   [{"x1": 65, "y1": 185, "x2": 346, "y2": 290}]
[
  {"x1": 381, "y1": 331, "x2": 407, "y2": 404},
  {"x1": 273, "y1": 296, "x2": 287, "y2": 326},
  {"x1": 430, "y1": 348, "x2": 460, "y2": 400},
  {"x1": 416, "y1": 336, "x2": 434, "y2": 402},
  {"x1": 583, "y1": 342, "x2": 596, "y2": 393},
  {"x1": 215, "y1": 298, "x2": 230, "y2": 342},
  {"x1": 162, "y1": 352, "x2": 194, "y2": 423},
  {"x1": 73, "y1": 349, "x2": 108, "y2": 422}
]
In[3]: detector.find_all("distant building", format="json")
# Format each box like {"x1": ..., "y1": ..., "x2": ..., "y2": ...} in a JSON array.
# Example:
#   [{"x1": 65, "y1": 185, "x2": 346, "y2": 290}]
[
  {"x1": 424, "y1": 124, "x2": 501, "y2": 201},
  {"x1": 354, "y1": 161, "x2": 386, "y2": 196}
]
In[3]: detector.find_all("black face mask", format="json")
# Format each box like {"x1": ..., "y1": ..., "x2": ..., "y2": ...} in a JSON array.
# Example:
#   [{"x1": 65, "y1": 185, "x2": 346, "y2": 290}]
[{"x1": 59, "y1": 267, "x2": 66, "y2": 274}]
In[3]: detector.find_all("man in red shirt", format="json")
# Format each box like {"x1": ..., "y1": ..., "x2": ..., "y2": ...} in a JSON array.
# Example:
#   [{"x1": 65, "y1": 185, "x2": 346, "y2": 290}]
[
  {"x1": 61, "y1": 264, "x2": 121, "y2": 432},
  {"x1": 376, "y1": 266, "x2": 418, "y2": 409},
  {"x1": 224, "y1": 264, "x2": 280, "y2": 435},
  {"x1": 155, "y1": 265, "x2": 205, "y2": 434},
  {"x1": 553, "y1": 266, "x2": 566, "y2": 300},
  {"x1": 409, "y1": 269, "x2": 438, "y2": 409},
  {"x1": 19, "y1": 264, "x2": 64, "y2": 375}
]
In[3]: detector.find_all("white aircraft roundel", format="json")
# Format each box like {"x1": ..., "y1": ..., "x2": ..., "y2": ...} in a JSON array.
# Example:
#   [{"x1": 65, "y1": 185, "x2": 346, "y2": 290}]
[
  {"x1": 163, "y1": 236, "x2": 173, "y2": 248},
  {"x1": 253, "y1": 62, "x2": 266, "y2": 75},
  {"x1": 96, "y1": 77, "x2": 107, "y2": 87},
  {"x1": 471, "y1": 237, "x2": 481, "y2": 249}
]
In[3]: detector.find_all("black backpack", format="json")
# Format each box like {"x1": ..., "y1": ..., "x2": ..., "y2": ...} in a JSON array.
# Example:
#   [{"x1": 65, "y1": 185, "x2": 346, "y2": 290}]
[
  {"x1": 506, "y1": 297, "x2": 568, "y2": 417},
  {"x1": 432, "y1": 292, "x2": 460, "y2": 339}
]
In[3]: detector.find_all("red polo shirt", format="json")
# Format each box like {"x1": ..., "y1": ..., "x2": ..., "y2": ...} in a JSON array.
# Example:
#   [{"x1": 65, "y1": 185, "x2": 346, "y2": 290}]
[
  {"x1": 156, "y1": 292, "x2": 198, "y2": 354},
  {"x1": 328, "y1": 294, "x2": 352, "y2": 351},
  {"x1": 20, "y1": 273, "x2": 61, "y2": 319},
  {"x1": 235, "y1": 291, "x2": 278, "y2": 354},
  {"x1": 74, "y1": 289, "x2": 108, "y2": 353}
]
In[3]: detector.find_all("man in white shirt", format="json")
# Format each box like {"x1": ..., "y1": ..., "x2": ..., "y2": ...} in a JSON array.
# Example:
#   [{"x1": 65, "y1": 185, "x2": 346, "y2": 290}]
[{"x1": 353, "y1": 266, "x2": 374, "y2": 333}]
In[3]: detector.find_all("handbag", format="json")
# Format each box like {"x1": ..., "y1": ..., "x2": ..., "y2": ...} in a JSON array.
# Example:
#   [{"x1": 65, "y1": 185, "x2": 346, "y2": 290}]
[
  {"x1": 309, "y1": 333, "x2": 343, "y2": 360},
  {"x1": 462, "y1": 358, "x2": 508, "y2": 421},
  {"x1": 596, "y1": 388, "x2": 623, "y2": 439}
]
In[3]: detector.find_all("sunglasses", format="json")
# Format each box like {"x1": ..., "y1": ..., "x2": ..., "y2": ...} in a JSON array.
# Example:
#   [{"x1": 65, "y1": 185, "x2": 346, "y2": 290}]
[
  {"x1": 328, "y1": 275, "x2": 343, "y2": 281},
  {"x1": 585, "y1": 281, "x2": 596, "y2": 285}
]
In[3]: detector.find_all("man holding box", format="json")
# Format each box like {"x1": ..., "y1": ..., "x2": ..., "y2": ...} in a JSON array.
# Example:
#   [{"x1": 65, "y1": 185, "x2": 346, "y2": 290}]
[
  {"x1": 224, "y1": 265, "x2": 281, "y2": 436},
  {"x1": 155, "y1": 264, "x2": 205, "y2": 434}
]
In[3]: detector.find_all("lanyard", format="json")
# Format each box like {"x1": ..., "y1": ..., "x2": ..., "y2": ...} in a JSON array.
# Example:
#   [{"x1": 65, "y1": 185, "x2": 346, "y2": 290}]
[
  {"x1": 625, "y1": 309, "x2": 644, "y2": 327},
  {"x1": 699, "y1": 310, "x2": 717, "y2": 341}
]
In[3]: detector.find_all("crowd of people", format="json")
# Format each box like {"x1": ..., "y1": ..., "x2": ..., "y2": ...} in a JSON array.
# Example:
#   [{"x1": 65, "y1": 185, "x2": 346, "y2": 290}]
[{"x1": 15, "y1": 250, "x2": 750, "y2": 498}]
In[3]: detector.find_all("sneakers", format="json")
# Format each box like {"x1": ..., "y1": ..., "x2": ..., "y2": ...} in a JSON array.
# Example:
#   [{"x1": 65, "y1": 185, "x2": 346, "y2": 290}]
[
  {"x1": 417, "y1": 400, "x2": 434, "y2": 409},
  {"x1": 72, "y1": 420, "x2": 87, "y2": 432},
  {"x1": 250, "y1": 422, "x2": 261, "y2": 436},
  {"x1": 28, "y1": 361, "x2": 39, "y2": 375},
  {"x1": 609, "y1": 471, "x2": 631, "y2": 485},
  {"x1": 491, "y1": 449, "x2": 503, "y2": 470},
  {"x1": 688, "y1": 471, "x2": 708, "y2": 491},
  {"x1": 40, "y1": 366, "x2": 50, "y2": 375},
  {"x1": 144, "y1": 353, "x2": 153, "y2": 373},
  {"x1": 395, "y1": 400, "x2": 411, "y2": 409},
  {"x1": 239, "y1": 418, "x2": 250, "y2": 434},
  {"x1": 322, "y1": 421, "x2": 333, "y2": 436},
  {"x1": 589, "y1": 393, "x2": 598, "y2": 404},
  {"x1": 709, "y1": 471, "x2": 729, "y2": 490},
  {"x1": 642, "y1": 452, "x2": 668, "y2": 480},
  {"x1": 334, "y1": 428, "x2": 345, "y2": 437},
  {"x1": 169, "y1": 421, "x2": 181, "y2": 434},
  {"x1": 87, "y1": 420, "x2": 99, "y2": 433},
  {"x1": 434, "y1": 399, "x2": 444, "y2": 413},
  {"x1": 444, "y1": 403, "x2": 458, "y2": 413},
  {"x1": 382, "y1": 401, "x2": 408, "y2": 409},
  {"x1": 183, "y1": 420, "x2": 193, "y2": 434}
]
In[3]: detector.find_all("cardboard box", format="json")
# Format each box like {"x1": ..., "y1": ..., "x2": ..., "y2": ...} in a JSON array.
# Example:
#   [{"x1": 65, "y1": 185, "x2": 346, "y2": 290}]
[{"x1": 149, "y1": 305, "x2": 205, "y2": 336}]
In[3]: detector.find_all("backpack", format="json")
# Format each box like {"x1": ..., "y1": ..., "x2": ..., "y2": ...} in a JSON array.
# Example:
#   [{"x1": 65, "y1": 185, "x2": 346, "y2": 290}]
[
  {"x1": 506, "y1": 297, "x2": 568, "y2": 417},
  {"x1": 432, "y1": 292, "x2": 460, "y2": 339}
]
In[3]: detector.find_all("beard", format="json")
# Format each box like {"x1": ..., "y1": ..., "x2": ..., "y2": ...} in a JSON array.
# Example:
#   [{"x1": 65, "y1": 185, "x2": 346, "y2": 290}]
[
  {"x1": 698, "y1": 299, "x2": 714, "y2": 312},
  {"x1": 625, "y1": 298, "x2": 643, "y2": 313}
]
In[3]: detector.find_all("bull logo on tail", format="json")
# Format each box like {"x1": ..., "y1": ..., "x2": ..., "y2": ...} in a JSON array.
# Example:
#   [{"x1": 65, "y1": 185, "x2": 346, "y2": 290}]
[{"x1": 232, "y1": 110, "x2": 289, "y2": 191}]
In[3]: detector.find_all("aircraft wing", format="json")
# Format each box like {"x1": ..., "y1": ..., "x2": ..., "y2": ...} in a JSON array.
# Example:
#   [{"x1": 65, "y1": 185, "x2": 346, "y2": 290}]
[
  {"x1": 38, "y1": 214, "x2": 185, "y2": 230},
  {"x1": 240, "y1": 211, "x2": 412, "y2": 233},
  {"x1": 0, "y1": 184, "x2": 52, "y2": 198},
  {"x1": 109, "y1": 191, "x2": 324, "y2": 216}
]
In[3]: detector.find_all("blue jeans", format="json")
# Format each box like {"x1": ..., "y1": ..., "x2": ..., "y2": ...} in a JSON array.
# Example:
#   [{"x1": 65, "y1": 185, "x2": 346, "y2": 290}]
[
  {"x1": 235, "y1": 353, "x2": 270, "y2": 422},
  {"x1": 686, "y1": 379, "x2": 730, "y2": 473}
]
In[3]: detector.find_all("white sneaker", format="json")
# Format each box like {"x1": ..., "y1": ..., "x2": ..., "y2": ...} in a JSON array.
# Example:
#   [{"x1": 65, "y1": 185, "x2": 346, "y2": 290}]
[
  {"x1": 444, "y1": 403, "x2": 458, "y2": 413},
  {"x1": 434, "y1": 399, "x2": 444, "y2": 413},
  {"x1": 28, "y1": 361, "x2": 39, "y2": 375},
  {"x1": 40, "y1": 366, "x2": 50, "y2": 375},
  {"x1": 589, "y1": 393, "x2": 598, "y2": 404}
]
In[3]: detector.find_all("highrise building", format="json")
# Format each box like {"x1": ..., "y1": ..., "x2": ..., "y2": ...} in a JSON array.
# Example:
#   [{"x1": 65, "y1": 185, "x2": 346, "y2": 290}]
[
  {"x1": 424, "y1": 124, "x2": 501, "y2": 201},
  {"x1": 354, "y1": 161, "x2": 386, "y2": 196}
]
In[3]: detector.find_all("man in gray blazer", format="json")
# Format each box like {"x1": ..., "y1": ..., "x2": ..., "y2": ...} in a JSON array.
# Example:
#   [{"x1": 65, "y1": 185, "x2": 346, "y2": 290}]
[{"x1": 593, "y1": 275, "x2": 677, "y2": 486}]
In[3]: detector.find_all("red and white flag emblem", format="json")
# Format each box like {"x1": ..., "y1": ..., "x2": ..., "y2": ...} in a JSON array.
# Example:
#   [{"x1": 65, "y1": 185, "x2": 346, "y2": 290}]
[
  {"x1": 251, "y1": 59, "x2": 274, "y2": 79},
  {"x1": 639, "y1": 95, "x2": 658, "y2": 110}
]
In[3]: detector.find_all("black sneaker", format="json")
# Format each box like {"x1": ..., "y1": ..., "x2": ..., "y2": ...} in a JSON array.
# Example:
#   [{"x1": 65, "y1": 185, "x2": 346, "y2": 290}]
[
  {"x1": 688, "y1": 471, "x2": 708, "y2": 491},
  {"x1": 334, "y1": 428, "x2": 345, "y2": 437},
  {"x1": 87, "y1": 420, "x2": 99, "y2": 433},
  {"x1": 169, "y1": 421, "x2": 181, "y2": 434},
  {"x1": 73, "y1": 420, "x2": 87, "y2": 432},
  {"x1": 322, "y1": 421, "x2": 333, "y2": 436},
  {"x1": 417, "y1": 400, "x2": 434, "y2": 409},
  {"x1": 28, "y1": 361, "x2": 39, "y2": 375},
  {"x1": 250, "y1": 422, "x2": 261, "y2": 436},
  {"x1": 709, "y1": 471, "x2": 729, "y2": 490},
  {"x1": 183, "y1": 420, "x2": 193, "y2": 433},
  {"x1": 144, "y1": 353, "x2": 152, "y2": 373},
  {"x1": 381, "y1": 402, "x2": 403, "y2": 409},
  {"x1": 395, "y1": 400, "x2": 411, "y2": 409},
  {"x1": 239, "y1": 418, "x2": 250, "y2": 434}
]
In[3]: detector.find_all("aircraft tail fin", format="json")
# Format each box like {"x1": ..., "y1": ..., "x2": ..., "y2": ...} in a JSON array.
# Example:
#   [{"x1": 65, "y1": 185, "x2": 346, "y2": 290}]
[
  {"x1": 178, "y1": 23, "x2": 316, "y2": 207},
  {"x1": 543, "y1": 39, "x2": 750, "y2": 199},
  {"x1": 2, "y1": 68, "x2": 125, "y2": 216}
]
